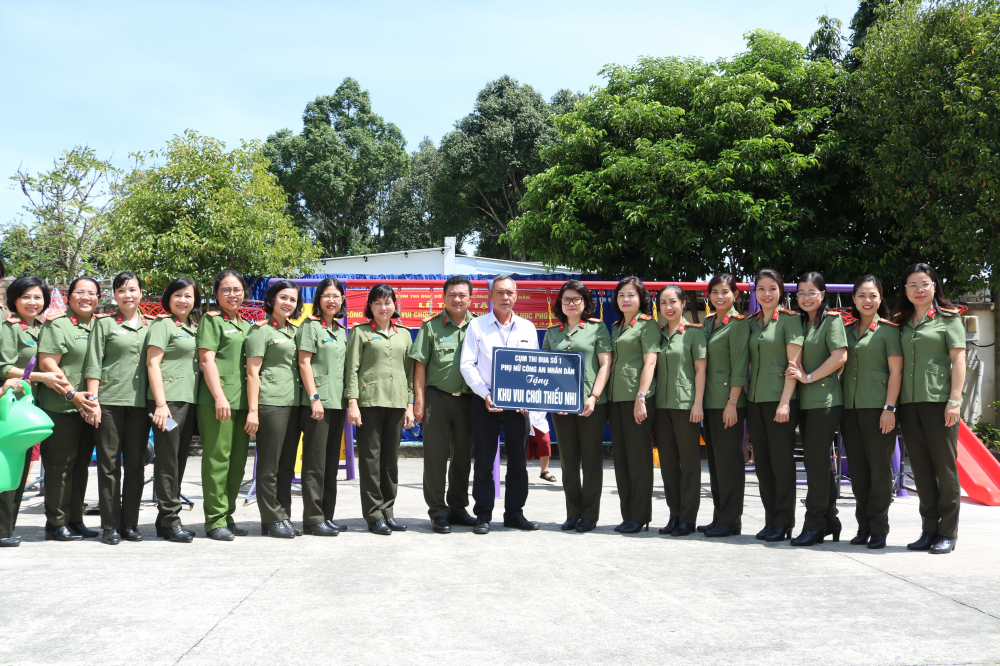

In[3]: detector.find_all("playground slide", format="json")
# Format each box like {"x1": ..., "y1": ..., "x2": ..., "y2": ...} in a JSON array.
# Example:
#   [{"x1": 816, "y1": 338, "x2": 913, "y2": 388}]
[{"x1": 956, "y1": 421, "x2": 1000, "y2": 506}]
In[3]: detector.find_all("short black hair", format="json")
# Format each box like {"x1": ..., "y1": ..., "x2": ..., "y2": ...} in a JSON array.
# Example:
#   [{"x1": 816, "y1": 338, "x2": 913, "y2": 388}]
[
  {"x1": 364, "y1": 283, "x2": 400, "y2": 320},
  {"x1": 161, "y1": 276, "x2": 202, "y2": 314},
  {"x1": 754, "y1": 268, "x2": 785, "y2": 303},
  {"x1": 656, "y1": 285, "x2": 687, "y2": 316},
  {"x1": 6, "y1": 276, "x2": 50, "y2": 315},
  {"x1": 707, "y1": 273, "x2": 739, "y2": 305},
  {"x1": 311, "y1": 277, "x2": 347, "y2": 320},
  {"x1": 443, "y1": 275, "x2": 472, "y2": 295},
  {"x1": 213, "y1": 269, "x2": 247, "y2": 298},
  {"x1": 552, "y1": 280, "x2": 596, "y2": 324},
  {"x1": 850, "y1": 274, "x2": 890, "y2": 321},
  {"x1": 796, "y1": 271, "x2": 829, "y2": 325},
  {"x1": 112, "y1": 272, "x2": 141, "y2": 292},
  {"x1": 263, "y1": 280, "x2": 303, "y2": 320},
  {"x1": 612, "y1": 276, "x2": 650, "y2": 323}
]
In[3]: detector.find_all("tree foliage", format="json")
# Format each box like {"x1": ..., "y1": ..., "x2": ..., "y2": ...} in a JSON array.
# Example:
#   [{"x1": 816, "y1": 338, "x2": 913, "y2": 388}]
[
  {"x1": 102, "y1": 130, "x2": 319, "y2": 292},
  {"x1": 380, "y1": 138, "x2": 443, "y2": 253},
  {"x1": 807, "y1": 15, "x2": 846, "y2": 62}
]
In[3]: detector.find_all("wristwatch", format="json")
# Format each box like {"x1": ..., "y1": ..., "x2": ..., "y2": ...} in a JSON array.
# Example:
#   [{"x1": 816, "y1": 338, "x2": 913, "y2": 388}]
[
  {"x1": 636, "y1": 392, "x2": 646, "y2": 398},
  {"x1": 310, "y1": 393, "x2": 321, "y2": 401},
  {"x1": 806, "y1": 373, "x2": 813, "y2": 383},
  {"x1": 883, "y1": 404, "x2": 896, "y2": 413},
  {"x1": 730, "y1": 397, "x2": 738, "y2": 405},
  {"x1": 65, "y1": 390, "x2": 77, "y2": 402}
]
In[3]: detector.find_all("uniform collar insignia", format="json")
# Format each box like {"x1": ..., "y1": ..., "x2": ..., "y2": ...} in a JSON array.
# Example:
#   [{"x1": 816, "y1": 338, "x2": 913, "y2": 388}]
[
  {"x1": 115, "y1": 314, "x2": 124, "y2": 324},
  {"x1": 71, "y1": 315, "x2": 79, "y2": 326},
  {"x1": 578, "y1": 320, "x2": 586, "y2": 329},
  {"x1": 869, "y1": 316, "x2": 878, "y2": 331},
  {"x1": 559, "y1": 323, "x2": 566, "y2": 332},
  {"x1": 223, "y1": 312, "x2": 230, "y2": 321},
  {"x1": 629, "y1": 316, "x2": 638, "y2": 327},
  {"x1": 678, "y1": 322, "x2": 685, "y2": 332},
  {"x1": 721, "y1": 314, "x2": 730, "y2": 325},
  {"x1": 174, "y1": 317, "x2": 184, "y2": 327},
  {"x1": 772, "y1": 310, "x2": 780, "y2": 321},
  {"x1": 927, "y1": 307, "x2": 936, "y2": 320}
]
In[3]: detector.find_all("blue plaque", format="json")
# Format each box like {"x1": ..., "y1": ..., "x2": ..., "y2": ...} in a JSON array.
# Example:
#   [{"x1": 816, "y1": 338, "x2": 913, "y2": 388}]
[{"x1": 490, "y1": 348, "x2": 585, "y2": 414}]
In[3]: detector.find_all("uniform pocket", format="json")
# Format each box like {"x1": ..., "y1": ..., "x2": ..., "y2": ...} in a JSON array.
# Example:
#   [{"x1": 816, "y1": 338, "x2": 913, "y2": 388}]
[
  {"x1": 359, "y1": 373, "x2": 380, "y2": 404},
  {"x1": 219, "y1": 373, "x2": 243, "y2": 402},
  {"x1": 925, "y1": 362, "x2": 949, "y2": 399},
  {"x1": 871, "y1": 369, "x2": 889, "y2": 386},
  {"x1": 313, "y1": 374, "x2": 332, "y2": 402},
  {"x1": 770, "y1": 362, "x2": 787, "y2": 377},
  {"x1": 433, "y1": 344, "x2": 458, "y2": 367}
]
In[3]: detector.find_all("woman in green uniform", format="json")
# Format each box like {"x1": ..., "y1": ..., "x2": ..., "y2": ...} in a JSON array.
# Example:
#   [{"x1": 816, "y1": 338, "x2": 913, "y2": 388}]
[
  {"x1": 297, "y1": 277, "x2": 348, "y2": 537},
  {"x1": 85, "y1": 272, "x2": 151, "y2": 545},
  {"x1": 0, "y1": 277, "x2": 71, "y2": 547},
  {"x1": 37, "y1": 277, "x2": 102, "y2": 542},
  {"x1": 653, "y1": 285, "x2": 706, "y2": 537},
  {"x1": 246, "y1": 279, "x2": 303, "y2": 539},
  {"x1": 198, "y1": 270, "x2": 254, "y2": 541},
  {"x1": 607, "y1": 276, "x2": 658, "y2": 535},
  {"x1": 784, "y1": 272, "x2": 847, "y2": 546},
  {"x1": 894, "y1": 263, "x2": 966, "y2": 555},
  {"x1": 839, "y1": 275, "x2": 902, "y2": 550},
  {"x1": 345, "y1": 284, "x2": 414, "y2": 536},
  {"x1": 699, "y1": 274, "x2": 750, "y2": 538},
  {"x1": 147, "y1": 277, "x2": 200, "y2": 543},
  {"x1": 746, "y1": 268, "x2": 803, "y2": 543},
  {"x1": 542, "y1": 280, "x2": 612, "y2": 533}
]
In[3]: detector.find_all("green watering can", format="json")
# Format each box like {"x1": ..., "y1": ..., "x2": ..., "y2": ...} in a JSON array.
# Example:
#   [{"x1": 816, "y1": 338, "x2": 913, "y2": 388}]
[{"x1": 0, "y1": 380, "x2": 54, "y2": 492}]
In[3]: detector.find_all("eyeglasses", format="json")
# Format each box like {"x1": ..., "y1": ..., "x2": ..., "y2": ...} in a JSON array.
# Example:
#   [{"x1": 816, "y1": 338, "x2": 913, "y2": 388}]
[
  {"x1": 905, "y1": 282, "x2": 933, "y2": 291},
  {"x1": 799, "y1": 291, "x2": 824, "y2": 299},
  {"x1": 561, "y1": 297, "x2": 583, "y2": 305},
  {"x1": 320, "y1": 293, "x2": 343, "y2": 300},
  {"x1": 71, "y1": 290, "x2": 99, "y2": 298},
  {"x1": 219, "y1": 288, "x2": 244, "y2": 296}
]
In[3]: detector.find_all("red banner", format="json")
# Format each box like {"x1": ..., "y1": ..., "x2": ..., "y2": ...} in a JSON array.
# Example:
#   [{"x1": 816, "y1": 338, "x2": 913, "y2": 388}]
[{"x1": 344, "y1": 288, "x2": 558, "y2": 328}]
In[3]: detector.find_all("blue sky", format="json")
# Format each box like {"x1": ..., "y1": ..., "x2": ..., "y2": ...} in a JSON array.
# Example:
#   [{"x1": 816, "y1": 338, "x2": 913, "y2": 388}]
[{"x1": 0, "y1": 0, "x2": 859, "y2": 228}]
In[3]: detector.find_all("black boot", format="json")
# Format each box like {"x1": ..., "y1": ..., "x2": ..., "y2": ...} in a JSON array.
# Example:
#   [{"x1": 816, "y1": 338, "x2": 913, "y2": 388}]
[
  {"x1": 790, "y1": 528, "x2": 825, "y2": 547},
  {"x1": 850, "y1": 530, "x2": 871, "y2": 546}
]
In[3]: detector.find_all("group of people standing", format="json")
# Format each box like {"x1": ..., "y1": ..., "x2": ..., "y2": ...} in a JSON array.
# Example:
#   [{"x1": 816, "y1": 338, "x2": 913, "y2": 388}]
[{"x1": 0, "y1": 262, "x2": 967, "y2": 555}]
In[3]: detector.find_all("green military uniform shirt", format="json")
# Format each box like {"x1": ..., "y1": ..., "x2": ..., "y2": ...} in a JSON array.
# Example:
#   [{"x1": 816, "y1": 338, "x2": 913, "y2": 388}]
[
  {"x1": 37, "y1": 312, "x2": 93, "y2": 414},
  {"x1": 296, "y1": 316, "x2": 347, "y2": 409},
  {"x1": 409, "y1": 309, "x2": 474, "y2": 395},
  {"x1": 84, "y1": 310, "x2": 151, "y2": 407},
  {"x1": 0, "y1": 317, "x2": 41, "y2": 383},
  {"x1": 703, "y1": 308, "x2": 750, "y2": 409},
  {"x1": 748, "y1": 308, "x2": 803, "y2": 403},
  {"x1": 654, "y1": 320, "x2": 707, "y2": 411},
  {"x1": 899, "y1": 306, "x2": 966, "y2": 404},
  {"x1": 843, "y1": 314, "x2": 903, "y2": 409},
  {"x1": 542, "y1": 318, "x2": 613, "y2": 404},
  {"x1": 798, "y1": 311, "x2": 849, "y2": 410},
  {"x1": 197, "y1": 310, "x2": 253, "y2": 410},
  {"x1": 608, "y1": 314, "x2": 659, "y2": 402},
  {"x1": 345, "y1": 319, "x2": 414, "y2": 409},
  {"x1": 244, "y1": 316, "x2": 301, "y2": 407},
  {"x1": 146, "y1": 314, "x2": 199, "y2": 404}
]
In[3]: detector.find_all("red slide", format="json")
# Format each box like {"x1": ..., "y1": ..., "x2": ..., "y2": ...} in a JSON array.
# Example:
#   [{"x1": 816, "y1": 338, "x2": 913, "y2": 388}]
[{"x1": 956, "y1": 421, "x2": 1000, "y2": 506}]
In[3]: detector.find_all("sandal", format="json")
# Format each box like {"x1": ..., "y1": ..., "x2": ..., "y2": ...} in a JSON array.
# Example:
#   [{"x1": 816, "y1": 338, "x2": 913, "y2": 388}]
[{"x1": 540, "y1": 471, "x2": 557, "y2": 483}]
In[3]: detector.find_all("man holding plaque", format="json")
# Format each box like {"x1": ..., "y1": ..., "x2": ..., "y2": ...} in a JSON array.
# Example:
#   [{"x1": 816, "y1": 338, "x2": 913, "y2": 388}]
[{"x1": 460, "y1": 275, "x2": 540, "y2": 534}]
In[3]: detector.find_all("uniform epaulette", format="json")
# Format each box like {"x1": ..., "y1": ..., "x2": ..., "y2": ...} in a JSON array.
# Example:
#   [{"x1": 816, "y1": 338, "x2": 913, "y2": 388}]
[
  {"x1": 422, "y1": 314, "x2": 436, "y2": 323},
  {"x1": 94, "y1": 312, "x2": 115, "y2": 318},
  {"x1": 588, "y1": 318, "x2": 603, "y2": 323},
  {"x1": 46, "y1": 312, "x2": 67, "y2": 320},
  {"x1": 308, "y1": 315, "x2": 321, "y2": 321},
  {"x1": 547, "y1": 323, "x2": 560, "y2": 329},
  {"x1": 778, "y1": 307, "x2": 797, "y2": 316},
  {"x1": 826, "y1": 310, "x2": 842, "y2": 317},
  {"x1": 156, "y1": 313, "x2": 172, "y2": 318},
  {"x1": 940, "y1": 305, "x2": 968, "y2": 315},
  {"x1": 704, "y1": 313, "x2": 717, "y2": 319},
  {"x1": 5, "y1": 317, "x2": 21, "y2": 323},
  {"x1": 637, "y1": 314, "x2": 653, "y2": 320},
  {"x1": 685, "y1": 322, "x2": 704, "y2": 328},
  {"x1": 730, "y1": 312, "x2": 746, "y2": 320},
  {"x1": 351, "y1": 321, "x2": 369, "y2": 328},
  {"x1": 878, "y1": 318, "x2": 900, "y2": 327},
  {"x1": 255, "y1": 320, "x2": 268, "y2": 326},
  {"x1": 206, "y1": 311, "x2": 221, "y2": 317}
]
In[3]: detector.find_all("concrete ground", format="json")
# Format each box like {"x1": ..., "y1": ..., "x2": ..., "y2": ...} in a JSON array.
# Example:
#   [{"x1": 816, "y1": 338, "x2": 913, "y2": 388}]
[{"x1": 2, "y1": 455, "x2": 999, "y2": 666}]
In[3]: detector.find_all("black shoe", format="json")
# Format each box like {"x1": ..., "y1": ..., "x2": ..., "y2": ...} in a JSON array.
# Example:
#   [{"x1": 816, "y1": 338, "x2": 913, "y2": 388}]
[
  {"x1": 262, "y1": 521, "x2": 294, "y2": 539},
  {"x1": 705, "y1": 525, "x2": 741, "y2": 538},
  {"x1": 619, "y1": 521, "x2": 649, "y2": 534},
  {"x1": 503, "y1": 515, "x2": 539, "y2": 531},
  {"x1": 697, "y1": 521, "x2": 716, "y2": 534},
  {"x1": 207, "y1": 526, "x2": 235, "y2": 541},
  {"x1": 614, "y1": 520, "x2": 628, "y2": 532},
  {"x1": 46, "y1": 525, "x2": 83, "y2": 542},
  {"x1": 68, "y1": 522, "x2": 98, "y2": 538},
  {"x1": 447, "y1": 511, "x2": 477, "y2": 527},
  {"x1": 368, "y1": 519, "x2": 392, "y2": 536},
  {"x1": 658, "y1": 518, "x2": 679, "y2": 535},
  {"x1": 0, "y1": 536, "x2": 21, "y2": 547},
  {"x1": 907, "y1": 531, "x2": 937, "y2": 551},
  {"x1": 432, "y1": 517, "x2": 452, "y2": 534},
  {"x1": 561, "y1": 518, "x2": 579, "y2": 531},
  {"x1": 101, "y1": 529, "x2": 121, "y2": 545},
  {"x1": 283, "y1": 519, "x2": 303, "y2": 537},
  {"x1": 163, "y1": 525, "x2": 194, "y2": 543},
  {"x1": 121, "y1": 526, "x2": 143, "y2": 542},
  {"x1": 850, "y1": 530, "x2": 871, "y2": 546},
  {"x1": 326, "y1": 519, "x2": 346, "y2": 532},
  {"x1": 227, "y1": 522, "x2": 248, "y2": 537},
  {"x1": 304, "y1": 522, "x2": 339, "y2": 537},
  {"x1": 154, "y1": 524, "x2": 194, "y2": 538},
  {"x1": 671, "y1": 522, "x2": 695, "y2": 537},
  {"x1": 576, "y1": 519, "x2": 596, "y2": 533},
  {"x1": 764, "y1": 526, "x2": 792, "y2": 543},
  {"x1": 930, "y1": 536, "x2": 957, "y2": 554},
  {"x1": 473, "y1": 518, "x2": 490, "y2": 535},
  {"x1": 790, "y1": 528, "x2": 825, "y2": 547},
  {"x1": 867, "y1": 534, "x2": 887, "y2": 550},
  {"x1": 755, "y1": 525, "x2": 772, "y2": 540},
  {"x1": 385, "y1": 517, "x2": 408, "y2": 532},
  {"x1": 824, "y1": 525, "x2": 842, "y2": 543}
]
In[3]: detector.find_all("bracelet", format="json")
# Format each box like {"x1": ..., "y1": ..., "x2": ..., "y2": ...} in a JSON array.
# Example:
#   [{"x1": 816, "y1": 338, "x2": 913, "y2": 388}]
[
  {"x1": 155, "y1": 402, "x2": 167, "y2": 408},
  {"x1": 947, "y1": 399, "x2": 961, "y2": 406}
]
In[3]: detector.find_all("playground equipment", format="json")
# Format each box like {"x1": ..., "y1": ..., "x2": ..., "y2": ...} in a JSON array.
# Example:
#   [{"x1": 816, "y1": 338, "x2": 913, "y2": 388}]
[
  {"x1": 0, "y1": 381, "x2": 54, "y2": 492},
  {"x1": 956, "y1": 421, "x2": 1000, "y2": 506}
]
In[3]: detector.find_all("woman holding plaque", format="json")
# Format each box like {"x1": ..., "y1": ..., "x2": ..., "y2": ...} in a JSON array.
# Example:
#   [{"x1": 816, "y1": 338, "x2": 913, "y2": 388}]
[{"x1": 542, "y1": 280, "x2": 612, "y2": 533}]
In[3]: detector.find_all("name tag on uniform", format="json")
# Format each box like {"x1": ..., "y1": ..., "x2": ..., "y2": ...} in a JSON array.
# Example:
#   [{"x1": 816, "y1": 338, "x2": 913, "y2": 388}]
[
  {"x1": 323, "y1": 338, "x2": 334, "y2": 343},
  {"x1": 440, "y1": 337, "x2": 453, "y2": 342},
  {"x1": 177, "y1": 333, "x2": 191, "y2": 339},
  {"x1": 223, "y1": 329, "x2": 238, "y2": 335},
  {"x1": 270, "y1": 338, "x2": 290, "y2": 345},
  {"x1": 74, "y1": 335, "x2": 88, "y2": 339},
  {"x1": 113, "y1": 330, "x2": 129, "y2": 335},
  {"x1": 25, "y1": 340, "x2": 36, "y2": 346}
]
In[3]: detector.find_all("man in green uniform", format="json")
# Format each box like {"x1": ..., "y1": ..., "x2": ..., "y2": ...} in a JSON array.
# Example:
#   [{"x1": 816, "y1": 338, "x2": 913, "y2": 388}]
[{"x1": 410, "y1": 276, "x2": 477, "y2": 534}]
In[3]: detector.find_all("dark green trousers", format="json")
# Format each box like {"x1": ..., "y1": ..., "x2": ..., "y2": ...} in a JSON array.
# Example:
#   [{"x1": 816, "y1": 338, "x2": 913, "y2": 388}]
[
  {"x1": 703, "y1": 407, "x2": 746, "y2": 530},
  {"x1": 899, "y1": 402, "x2": 960, "y2": 538},
  {"x1": 255, "y1": 405, "x2": 301, "y2": 524},
  {"x1": 800, "y1": 406, "x2": 842, "y2": 532},
  {"x1": 841, "y1": 408, "x2": 896, "y2": 535},
  {"x1": 421, "y1": 388, "x2": 473, "y2": 519},
  {"x1": 654, "y1": 408, "x2": 702, "y2": 524},
  {"x1": 747, "y1": 400, "x2": 799, "y2": 529},
  {"x1": 552, "y1": 403, "x2": 607, "y2": 522},
  {"x1": 0, "y1": 448, "x2": 32, "y2": 538},
  {"x1": 95, "y1": 405, "x2": 148, "y2": 530},
  {"x1": 198, "y1": 405, "x2": 251, "y2": 532},
  {"x1": 41, "y1": 411, "x2": 95, "y2": 527},
  {"x1": 300, "y1": 406, "x2": 346, "y2": 526},
  {"x1": 356, "y1": 406, "x2": 404, "y2": 524},
  {"x1": 149, "y1": 401, "x2": 195, "y2": 528},
  {"x1": 608, "y1": 399, "x2": 654, "y2": 525}
]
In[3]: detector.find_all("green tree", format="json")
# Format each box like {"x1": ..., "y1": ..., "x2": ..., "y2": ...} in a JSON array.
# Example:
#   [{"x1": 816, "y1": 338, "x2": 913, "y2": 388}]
[
  {"x1": 263, "y1": 78, "x2": 410, "y2": 257},
  {"x1": 378, "y1": 138, "x2": 445, "y2": 253},
  {"x1": 807, "y1": 14, "x2": 845, "y2": 62},
  {"x1": 845, "y1": 0, "x2": 914, "y2": 70},
  {"x1": 434, "y1": 76, "x2": 583, "y2": 260},
  {"x1": 2, "y1": 146, "x2": 117, "y2": 283},
  {"x1": 102, "y1": 130, "x2": 319, "y2": 292}
]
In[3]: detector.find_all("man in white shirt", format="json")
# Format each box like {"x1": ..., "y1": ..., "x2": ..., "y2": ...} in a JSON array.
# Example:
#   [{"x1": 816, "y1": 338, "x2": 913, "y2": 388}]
[{"x1": 459, "y1": 275, "x2": 540, "y2": 534}]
